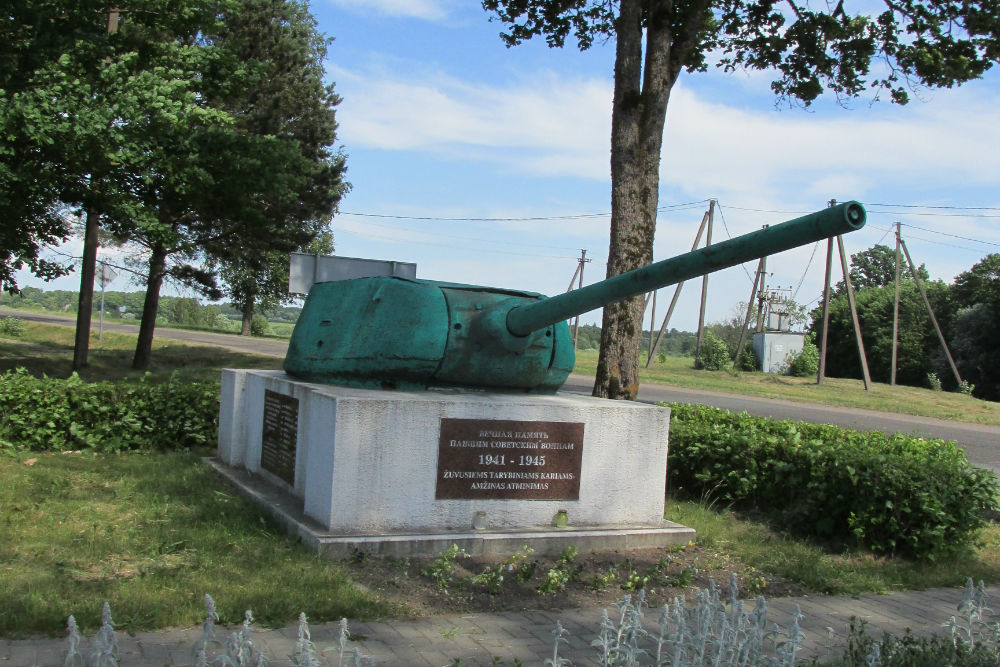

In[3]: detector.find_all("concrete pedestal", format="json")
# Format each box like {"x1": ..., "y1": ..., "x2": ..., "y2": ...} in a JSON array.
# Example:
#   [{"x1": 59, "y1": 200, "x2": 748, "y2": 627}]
[{"x1": 216, "y1": 369, "x2": 694, "y2": 556}]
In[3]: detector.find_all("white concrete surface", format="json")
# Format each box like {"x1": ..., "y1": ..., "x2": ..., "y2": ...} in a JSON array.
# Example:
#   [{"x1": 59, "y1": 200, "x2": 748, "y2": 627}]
[{"x1": 219, "y1": 370, "x2": 673, "y2": 537}]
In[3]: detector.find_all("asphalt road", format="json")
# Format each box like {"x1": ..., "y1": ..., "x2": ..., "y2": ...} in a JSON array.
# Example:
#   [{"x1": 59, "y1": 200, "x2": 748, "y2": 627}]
[{"x1": 7, "y1": 308, "x2": 999, "y2": 472}]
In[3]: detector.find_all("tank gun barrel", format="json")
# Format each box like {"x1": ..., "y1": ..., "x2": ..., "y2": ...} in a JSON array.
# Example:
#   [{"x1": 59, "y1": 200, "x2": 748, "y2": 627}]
[{"x1": 506, "y1": 201, "x2": 865, "y2": 337}]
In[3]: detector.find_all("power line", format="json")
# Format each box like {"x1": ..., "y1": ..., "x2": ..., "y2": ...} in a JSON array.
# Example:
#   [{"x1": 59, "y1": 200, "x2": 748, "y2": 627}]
[
  {"x1": 900, "y1": 223, "x2": 1000, "y2": 247},
  {"x1": 338, "y1": 199, "x2": 710, "y2": 223},
  {"x1": 866, "y1": 224, "x2": 985, "y2": 254},
  {"x1": 792, "y1": 241, "x2": 820, "y2": 301},
  {"x1": 711, "y1": 201, "x2": 756, "y2": 284},
  {"x1": 866, "y1": 202, "x2": 1000, "y2": 211},
  {"x1": 337, "y1": 227, "x2": 581, "y2": 261}
]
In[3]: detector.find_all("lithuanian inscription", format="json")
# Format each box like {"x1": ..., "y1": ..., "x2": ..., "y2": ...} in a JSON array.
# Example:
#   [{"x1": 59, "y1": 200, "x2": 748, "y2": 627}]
[
  {"x1": 261, "y1": 389, "x2": 298, "y2": 485},
  {"x1": 436, "y1": 418, "x2": 584, "y2": 500}
]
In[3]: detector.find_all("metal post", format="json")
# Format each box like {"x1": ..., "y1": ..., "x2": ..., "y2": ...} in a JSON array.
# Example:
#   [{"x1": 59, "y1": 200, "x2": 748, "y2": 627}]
[
  {"x1": 837, "y1": 235, "x2": 872, "y2": 390},
  {"x1": 890, "y1": 222, "x2": 901, "y2": 385}
]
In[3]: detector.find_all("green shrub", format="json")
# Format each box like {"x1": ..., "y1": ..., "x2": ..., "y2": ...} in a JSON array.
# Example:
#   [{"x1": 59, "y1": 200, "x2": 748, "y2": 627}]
[
  {"x1": 666, "y1": 403, "x2": 999, "y2": 560},
  {"x1": 0, "y1": 316, "x2": 25, "y2": 337},
  {"x1": 735, "y1": 343, "x2": 758, "y2": 371},
  {"x1": 787, "y1": 336, "x2": 819, "y2": 377},
  {"x1": 0, "y1": 369, "x2": 219, "y2": 452},
  {"x1": 696, "y1": 331, "x2": 731, "y2": 370},
  {"x1": 250, "y1": 313, "x2": 271, "y2": 337}
]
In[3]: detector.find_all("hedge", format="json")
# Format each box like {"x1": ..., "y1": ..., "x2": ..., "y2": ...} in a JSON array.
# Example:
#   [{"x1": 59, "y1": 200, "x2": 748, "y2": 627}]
[
  {"x1": 667, "y1": 403, "x2": 999, "y2": 560},
  {"x1": 0, "y1": 369, "x2": 219, "y2": 452}
]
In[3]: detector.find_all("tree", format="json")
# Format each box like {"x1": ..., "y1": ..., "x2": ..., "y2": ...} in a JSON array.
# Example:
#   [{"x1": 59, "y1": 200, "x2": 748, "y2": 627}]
[
  {"x1": 208, "y1": 0, "x2": 348, "y2": 336},
  {"x1": 948, "y1": 254, "x2": 1000, "y2": 400},
  {"x1": 1, "y1": 0, "x2": 239, "y2": 371},
  {"x1": 0, "y1": 1, "x2": 114, "y2": 294},
  {"x1": 809, "y1": 280, "x2": 955, "y2": 387},
  {"x1": 483, "y1": 0, "x2": 1000, "y2": 399},
  {"x1": 952, "y1": 253, "x2": 1000, "y2": 310},
  {"x1": 836, "y1": 244, "x2": 927, "y2": 292},
  {"x1": 125, "y1": 0, "x2": 347, "y2": 369},
  {"x1": 222, "y1": 229, "x2": 337, "y2": 336}
]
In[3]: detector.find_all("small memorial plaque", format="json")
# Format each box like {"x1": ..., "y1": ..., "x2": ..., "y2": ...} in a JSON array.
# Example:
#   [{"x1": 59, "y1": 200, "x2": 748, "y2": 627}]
[
  {"x1": 261, "y1": 390, "x2": 298, "y2": 485},
  {"x1": 436, "y1": 418, "x2": 584, "y2": 500}
]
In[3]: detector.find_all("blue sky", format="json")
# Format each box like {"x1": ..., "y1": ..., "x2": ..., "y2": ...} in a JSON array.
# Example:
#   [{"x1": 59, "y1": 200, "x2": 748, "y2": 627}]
[{"x1": 22, "y1": 0, "x2": 1000, "y2": 332}]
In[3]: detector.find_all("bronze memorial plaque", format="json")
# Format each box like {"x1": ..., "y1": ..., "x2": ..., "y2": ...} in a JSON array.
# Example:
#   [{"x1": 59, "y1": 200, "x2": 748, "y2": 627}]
[
  {"x1": 261, "y1": 389, "x2": 298, "y2": 485},
  {"x1": 436, "y1": 418, "x2": 585, "y2": 500}
]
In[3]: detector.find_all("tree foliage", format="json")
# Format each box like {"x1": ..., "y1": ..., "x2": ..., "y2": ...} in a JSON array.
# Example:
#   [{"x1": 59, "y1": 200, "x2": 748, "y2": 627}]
[
  {"x1": 1, "y1": 1, "x2": 346, "y2": 369},
  {"x1": 812, "y1": 279, "x2": 954, "y2": 387},
  {"x1": 948, "y1": 254, "x2": 1000, "y2": 400},
  {"x1": 483, "y1": 0, "x2": 1000, "y2": 399},
  {"x1": 208, "y1": 0, "x2": 348, "y2": 336},
  {"x1": 837, "y1": 244, "x2": 928, "y2": 292},
  {"x1": 812, "y1": 249, "x2": 1000, "y2": 400}
]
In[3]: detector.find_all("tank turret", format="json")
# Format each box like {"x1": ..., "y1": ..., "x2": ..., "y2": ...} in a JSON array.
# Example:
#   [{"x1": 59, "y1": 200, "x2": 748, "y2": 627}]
[{"x1": 284, "y1": 202, "x2": 865, "y2": 391}]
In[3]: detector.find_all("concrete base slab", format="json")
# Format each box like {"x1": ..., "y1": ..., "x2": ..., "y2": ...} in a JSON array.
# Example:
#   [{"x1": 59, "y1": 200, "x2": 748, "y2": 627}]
[{"x1": 209, "y1": 458, "x2": 695, "y2": 557}]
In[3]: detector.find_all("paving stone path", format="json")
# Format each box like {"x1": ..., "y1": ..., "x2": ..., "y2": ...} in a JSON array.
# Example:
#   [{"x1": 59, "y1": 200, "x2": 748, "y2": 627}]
[{"x1": 3, "y1": 585, "x2": 997, "y2": 666}]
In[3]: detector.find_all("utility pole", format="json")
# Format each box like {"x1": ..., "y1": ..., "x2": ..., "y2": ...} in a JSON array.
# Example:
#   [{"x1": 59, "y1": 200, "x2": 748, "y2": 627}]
[
  {"x1": 754, "y1": 255, "x2": 768, "y2": 333},
  {"x1": 899, "y1": 237, "x2": 963, "y2": 385},
  {"x1": 817, "y1": 236, "x2": 834, "y2": 385},
  {"x1": 647, "y1": 289, "x2": 657, "y2": 362},
  {"x1": 571, "y1": 249, "x2": 590, "y2": 350},
  {"x1": 817, "y1": 200, "x2": 839, "y2": 385},
  {"x1": 733, "y1": 257, "x2": 766, "y2": 370},
  {"x1": 890, "y1": 221, "x2": 901, "y2": 385},
  {"x1": 693, "y1": 200, "x2": 715, "y2": 364},
  {"x1": 645, "y1": 210, "x2": 710, "y2": 367},
  {"x1": 838, "y1": 235, "x2": 872, "y2": 391}
]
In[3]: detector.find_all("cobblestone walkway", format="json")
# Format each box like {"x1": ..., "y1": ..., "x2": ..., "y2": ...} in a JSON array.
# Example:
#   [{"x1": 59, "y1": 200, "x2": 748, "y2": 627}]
[{"x1": 3, "y1": 585, "x2": 996, "y2": 666}]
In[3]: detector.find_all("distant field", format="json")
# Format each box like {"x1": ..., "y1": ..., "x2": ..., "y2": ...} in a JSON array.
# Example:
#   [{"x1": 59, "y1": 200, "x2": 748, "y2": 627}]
[
  {"x1": 575, "y1": 349, "x2": 1000, "y2": 426},
  {"x1": 0, "y1": 321, "x2": 280, "y2": 384}
]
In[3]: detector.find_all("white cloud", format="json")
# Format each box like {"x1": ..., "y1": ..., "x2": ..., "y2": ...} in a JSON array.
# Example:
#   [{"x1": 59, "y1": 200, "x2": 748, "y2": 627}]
[
  {"x1": 328, "y1": 62, "x2": 1000, "y2": 326},
  {"x1": 325, "y1": 0, "x2": 453, "y2": 21},
  {"x1": 333, "y1": 63, "x2": 1000, "y2": 204},
  {"x1": 332, "y1": 65, "x2": 611, "y2": 179}
]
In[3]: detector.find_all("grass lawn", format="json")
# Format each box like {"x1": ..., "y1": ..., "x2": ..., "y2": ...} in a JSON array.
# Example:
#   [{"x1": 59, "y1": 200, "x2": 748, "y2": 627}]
[
  {"x1": 0, "y1": 321, "x2": 281, "y2": 383},
  {"x1": 575, "y1": 349, "x2": 1000, "y2": 426},
  {"x1": 1, "y1": 317, "x2": 999, "y2": 637},
  {"x1": 669, "y1": 499, "x2": 1000, "y2": 596},
  {"x1": 0, "y1": 449, "x2": 390, "y2": 637},
  {"x1": 3, "y1": 448, "x2": 997, "y2": 637}
]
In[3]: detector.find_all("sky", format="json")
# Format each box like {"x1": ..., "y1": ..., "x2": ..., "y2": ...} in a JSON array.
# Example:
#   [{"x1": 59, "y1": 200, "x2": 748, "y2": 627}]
[{"x1": 20, "y1": 0, "x2": 1000, "y2": 332}]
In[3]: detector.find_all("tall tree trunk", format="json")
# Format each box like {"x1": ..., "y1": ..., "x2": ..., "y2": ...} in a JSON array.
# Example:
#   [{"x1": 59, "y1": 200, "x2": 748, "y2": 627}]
[
  {"x1": 72, "y1": 206, "x2": 100, "y2": 371},
  {"x1": 240, "y1": 303, "x2": 253, "y2": 336},
  {"x1": 133, "y1": 242, "x2": 167, "y2": 370},
  {"x1": 593, "y1": 0, "x2": 676, "y2": 399}
]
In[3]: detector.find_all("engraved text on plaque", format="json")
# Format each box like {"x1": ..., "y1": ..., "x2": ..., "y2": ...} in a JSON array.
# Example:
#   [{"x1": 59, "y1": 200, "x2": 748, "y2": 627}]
[
  {"x1": 261, "y1": 390, "x2": 298, "y2": 485},
  {"x1": 436, "y1": 418, "x2": 584, "y2": 500}
]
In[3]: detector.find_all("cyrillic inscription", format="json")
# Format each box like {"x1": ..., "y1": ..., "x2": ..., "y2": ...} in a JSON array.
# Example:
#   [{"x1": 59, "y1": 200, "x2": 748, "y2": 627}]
[{"x1": 436, "y1": 418, "x2": 584, "y2": 500}]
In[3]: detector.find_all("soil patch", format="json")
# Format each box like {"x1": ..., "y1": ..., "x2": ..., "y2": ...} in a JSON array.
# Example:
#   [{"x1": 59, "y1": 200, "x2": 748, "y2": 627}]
[{"x1": 343, "y1": 542, "x2": 808, "y2": 618}]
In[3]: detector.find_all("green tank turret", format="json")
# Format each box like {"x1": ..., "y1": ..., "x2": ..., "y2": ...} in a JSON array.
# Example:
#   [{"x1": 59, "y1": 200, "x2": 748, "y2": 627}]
[{"x1": 284, "y1": 202, "x2": 865, "y2": 391}]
